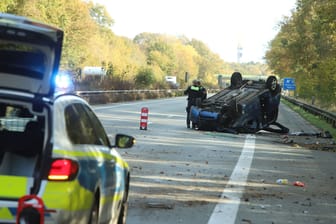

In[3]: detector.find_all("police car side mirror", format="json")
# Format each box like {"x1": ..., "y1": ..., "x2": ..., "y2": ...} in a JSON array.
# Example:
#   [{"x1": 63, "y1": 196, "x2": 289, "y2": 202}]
[{"x1": 114, "y1": 134, "x2": 135, "y2": 148}]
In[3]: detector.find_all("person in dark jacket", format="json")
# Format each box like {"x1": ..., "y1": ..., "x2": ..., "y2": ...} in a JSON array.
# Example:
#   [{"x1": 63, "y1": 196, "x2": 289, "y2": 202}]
[
  {"x1": 197, "y1": 80, "x2": 207, "y2": 101},
  {"x1": 184, "y1": 80, "x2": 203, "y2": 128}
]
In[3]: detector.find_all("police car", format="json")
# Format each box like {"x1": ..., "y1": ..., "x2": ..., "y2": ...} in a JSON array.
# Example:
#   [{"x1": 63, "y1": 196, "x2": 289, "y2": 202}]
[{"x1": 0, "y1": 13, "x2": 135, "y2": 224}]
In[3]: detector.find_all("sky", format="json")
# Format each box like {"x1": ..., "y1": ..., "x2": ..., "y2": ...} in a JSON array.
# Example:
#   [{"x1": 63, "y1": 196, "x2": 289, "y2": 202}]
[{"x1": 94, "y1": 0, "x2": 297, "y2": 63}]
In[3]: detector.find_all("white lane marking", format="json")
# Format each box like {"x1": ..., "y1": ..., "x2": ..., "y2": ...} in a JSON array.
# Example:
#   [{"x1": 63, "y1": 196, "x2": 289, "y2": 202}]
[{"x1": 207, "y1": 134, "x2": 256, "y2": 224}]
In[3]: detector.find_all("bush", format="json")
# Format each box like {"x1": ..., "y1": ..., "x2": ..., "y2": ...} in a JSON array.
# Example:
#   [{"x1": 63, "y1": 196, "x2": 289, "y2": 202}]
[{"x1": 134, "y1": 68, "x2": 155, "y2": 88}]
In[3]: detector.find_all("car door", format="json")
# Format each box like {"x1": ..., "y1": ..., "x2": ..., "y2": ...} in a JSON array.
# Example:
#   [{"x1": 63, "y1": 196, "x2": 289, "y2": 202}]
[
  {"x1": 80, "y1": 103, "x2": 120, "y2": 222},
  {"x1": 66, "y1": 102, "x2": 118, "y2": 222}
]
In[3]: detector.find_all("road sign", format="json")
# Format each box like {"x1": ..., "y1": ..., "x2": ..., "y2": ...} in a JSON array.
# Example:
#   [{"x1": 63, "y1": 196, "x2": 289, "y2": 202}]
[{"x1": 283, "y1": 77, "x2": 296, "y2": 90}]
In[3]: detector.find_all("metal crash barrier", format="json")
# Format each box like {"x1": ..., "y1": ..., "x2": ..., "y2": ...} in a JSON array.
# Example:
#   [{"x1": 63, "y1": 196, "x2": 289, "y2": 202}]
[{"x1": 283, "y1": 96, "x2": 336, "y2": 128}]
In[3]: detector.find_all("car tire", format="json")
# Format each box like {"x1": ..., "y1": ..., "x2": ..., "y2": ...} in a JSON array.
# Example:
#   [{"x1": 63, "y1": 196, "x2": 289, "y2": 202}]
[
  {"x1": 118, "y1": 180, "x2": 129, "y2": 224},
  {"x1": 88, "y1": 196, "x2": 99, "y2": 224},
  {"x1": 117, "y1": 198, "x2": 128, "y2": 224},
  {"x1": 266, "y1": 76, "x2": 278, "y2": 93},
  {"x1": 231, "y1": 72, "x2": 243, "y2": 88},
  {"x1": 18, "y1": 207, "x2": 41, "y2": 224}
]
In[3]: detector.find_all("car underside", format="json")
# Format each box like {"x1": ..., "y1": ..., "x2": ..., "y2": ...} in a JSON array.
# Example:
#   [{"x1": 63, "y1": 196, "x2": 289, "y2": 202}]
[{"x1": 190, "y1": 74, "x2": 289, "y2": 134}]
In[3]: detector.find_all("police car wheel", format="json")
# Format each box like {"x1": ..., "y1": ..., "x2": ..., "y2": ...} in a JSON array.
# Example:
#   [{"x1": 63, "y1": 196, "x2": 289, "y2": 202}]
[
  {"x1": 118, "y1": 180, "x2": 129, "y2": 224},
  {"x1": 88, "y1": 197, "x2": 99, "y2": 224},
  {"x1": 19, "y1": 207, "x2": 41, "y2": 224},
  {"x1": 117, "y1": 199, "x2": 128, "y2": 224},
  {"x1": 118, "y1": 177, "x2": 129, "y2": 224}
]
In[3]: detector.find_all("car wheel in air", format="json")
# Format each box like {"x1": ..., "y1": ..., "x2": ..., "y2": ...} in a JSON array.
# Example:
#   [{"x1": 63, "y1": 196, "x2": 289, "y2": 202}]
[
  {"x1": 231, "y1": 72, "x2": 243, "y2": 88},
  {"x1": 266, "y1": 76, "x2": 278, "y2": 92}
]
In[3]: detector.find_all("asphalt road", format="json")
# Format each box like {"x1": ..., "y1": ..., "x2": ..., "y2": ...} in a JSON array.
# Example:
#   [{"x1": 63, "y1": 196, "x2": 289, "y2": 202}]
[{"x1": 94, "y1": 97, "x2": 336, "y2": 224}]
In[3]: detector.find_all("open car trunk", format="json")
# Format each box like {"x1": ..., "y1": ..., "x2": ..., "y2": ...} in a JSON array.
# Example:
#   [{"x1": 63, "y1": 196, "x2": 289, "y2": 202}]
[
  {"x1": 0, "y1": 102, "x2": 47, "y2": 197},
  {"x1": 0, "y1": 13, "x2": 62, "y2": 199},
  {"x1": 0, "y1": 13, "x2": 63, "y2": 98}
]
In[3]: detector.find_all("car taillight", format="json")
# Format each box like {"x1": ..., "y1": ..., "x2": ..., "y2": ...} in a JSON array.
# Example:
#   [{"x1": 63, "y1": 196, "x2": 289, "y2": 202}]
[{"x1": 48, "y1": 159, "x2": 79, "y2": 181}]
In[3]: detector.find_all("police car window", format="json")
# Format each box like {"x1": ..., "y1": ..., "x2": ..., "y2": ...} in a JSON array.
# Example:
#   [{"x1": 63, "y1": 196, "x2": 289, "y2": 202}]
[
  {"x1": 81, "y1": 104, "x2": 110, "y2": 147},
  {"x1": 65, "y1": 103, "x2": 103, "y2": 145},
  {"x1": 64, "y1": 104, "x2": 96, "y2": 144},
  {"x1": 65, "y1": 105, "x2": 86, "y2": 144},
  {"x1": 0, "y1": 43, "x2": 46, "y2": 79}
]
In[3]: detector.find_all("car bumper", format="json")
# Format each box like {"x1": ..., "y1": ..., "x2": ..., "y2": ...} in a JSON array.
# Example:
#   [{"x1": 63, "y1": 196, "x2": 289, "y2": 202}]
[{"x1": 0, "y1": 180, "x2": 94, "y2": 224}]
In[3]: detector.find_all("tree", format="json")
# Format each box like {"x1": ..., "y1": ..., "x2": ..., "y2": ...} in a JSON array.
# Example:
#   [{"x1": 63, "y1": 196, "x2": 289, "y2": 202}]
[
  {"x1": 266, "y1": 0, "x2": 336, "y2": 108},
  {"x1": 89, "y1": 2, "x2": 114, "y2": 28},
  {"x1": 188, "y1": 38, "x2": 225, "y2": 81},
  {"x1": 0, "y1": 0, "x2": 17, "y2": 13}
]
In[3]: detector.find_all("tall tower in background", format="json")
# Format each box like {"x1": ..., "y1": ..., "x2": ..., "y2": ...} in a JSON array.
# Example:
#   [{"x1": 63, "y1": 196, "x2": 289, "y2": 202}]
[{"x1": 237, "y1": 43, "x2": 243, "y2": 63}]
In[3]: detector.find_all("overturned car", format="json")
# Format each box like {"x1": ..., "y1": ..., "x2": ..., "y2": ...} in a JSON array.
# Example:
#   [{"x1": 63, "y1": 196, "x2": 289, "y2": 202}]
[{"x1": 190, "y1": 72, "x2": 289, "y2": 134}]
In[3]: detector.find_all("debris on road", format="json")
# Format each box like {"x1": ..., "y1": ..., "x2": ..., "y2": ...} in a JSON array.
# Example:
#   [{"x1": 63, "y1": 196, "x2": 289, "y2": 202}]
[
  {"x1": 290, "y1": 131, "x2": 332, "y2": 138},
  {"x1": 276, "y1": 179, "x2": 289, "y2": 185},
  {"x1": 146, "y1": 202, "x2": 174, "y2": 209},
  {"x1": 241, "y1": 218, "x2": 252, "y2": 224},
  {"x1": 280, "y1": 132, "x2": 336, "y2": 151},
  {"x1": 293, "y1": 181, "x2": 305, "y2": 187}
]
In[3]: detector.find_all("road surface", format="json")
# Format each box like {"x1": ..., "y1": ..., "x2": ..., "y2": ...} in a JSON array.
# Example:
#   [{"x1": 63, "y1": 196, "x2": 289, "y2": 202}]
[{"x1": 94, "y1": 97, "x2": 336, "y2": 224}]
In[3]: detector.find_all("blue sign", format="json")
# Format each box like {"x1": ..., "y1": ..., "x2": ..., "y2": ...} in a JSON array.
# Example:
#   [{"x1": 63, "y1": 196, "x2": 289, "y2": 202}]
[{"x1": 283, "y1": 77, "x2": 296, "y2": 90}]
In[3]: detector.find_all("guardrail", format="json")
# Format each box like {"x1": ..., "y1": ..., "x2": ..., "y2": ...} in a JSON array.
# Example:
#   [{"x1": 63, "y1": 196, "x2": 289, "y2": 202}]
[
  {"x1": 76, "y1": 88, "x2": 218, "y2": 102},
  {"x1": 282, "y1": 96, "x2": 336, "y2": 128},
  {"x1": 76, "y1": 89, "x2": 182, "y2": 95},
  {"x1": 76, "y1": 89, "x2": 185, "y2": 105},
  {"x1": 76, "y1": 88, "x2": 219, "y2": 96}
]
